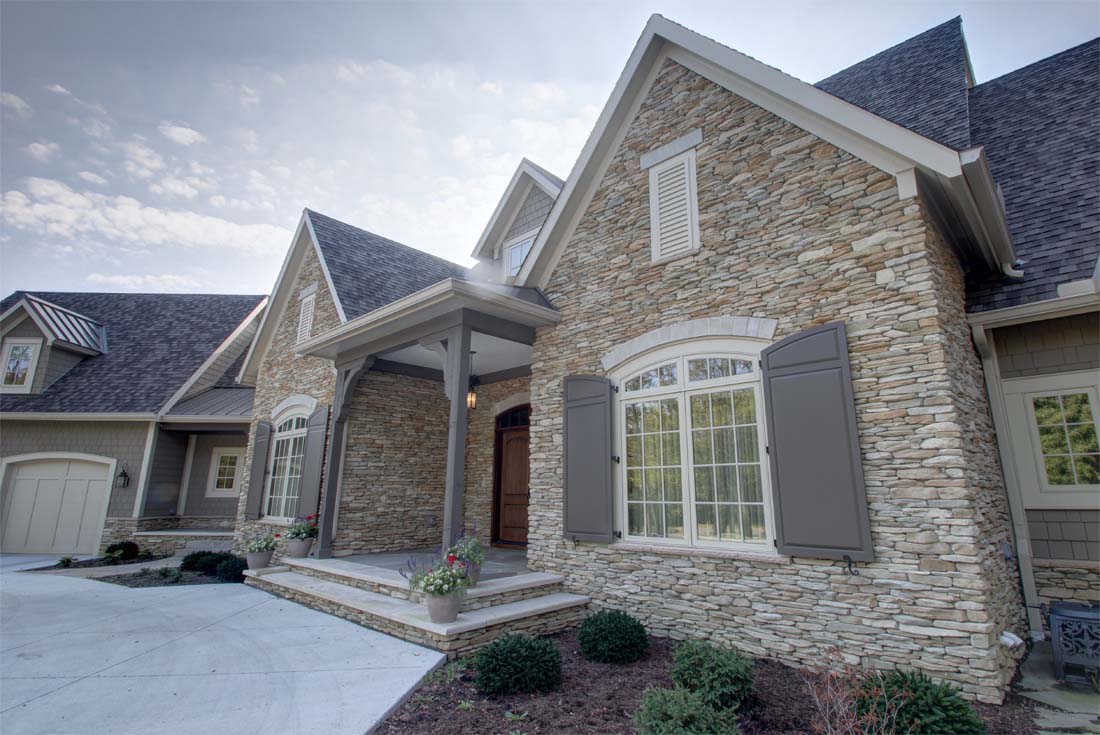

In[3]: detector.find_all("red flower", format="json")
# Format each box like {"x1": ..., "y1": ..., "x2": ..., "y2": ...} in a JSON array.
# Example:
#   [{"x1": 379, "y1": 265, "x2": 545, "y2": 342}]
[
  {"x1": 447, "y1": 554, "x2": 457, "y2": 565},
  {"x1": 306, "y1": 515, "x2": 314, "y2": 521},
  {"x1": 275, "y1": 534, "x2": 281, "y2": 538}
]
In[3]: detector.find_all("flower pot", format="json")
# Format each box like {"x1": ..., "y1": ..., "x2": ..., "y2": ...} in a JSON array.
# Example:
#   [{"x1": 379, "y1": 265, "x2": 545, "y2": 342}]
[
  {"x1": 246, "y1": 550, "x2": 274, "y2": 570},
  {"x1": 465, "y1": 561, "x2": 482, "y2": 587},
  {"x1": 425, "y1": 590, "x2": 464, "y2": 623},
  {"x1": 285, "y1": 538, "x2": 314, "y2": 558}
]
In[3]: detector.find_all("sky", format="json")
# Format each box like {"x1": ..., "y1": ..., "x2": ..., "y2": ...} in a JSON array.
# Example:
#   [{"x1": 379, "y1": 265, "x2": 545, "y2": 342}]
[{"x1": 1, "y1": 1, "x2": 1097, "y2": 297}]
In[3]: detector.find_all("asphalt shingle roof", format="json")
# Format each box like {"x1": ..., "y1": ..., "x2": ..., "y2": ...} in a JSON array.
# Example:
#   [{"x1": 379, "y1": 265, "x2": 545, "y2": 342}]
[
  {"x1": 816, "y1": 17, "x2": 972, "y2": 150},
  {"x1": 965, "y1": 39, "x2": 1100, "y2": 312},
  {"x1": 306, "y1": 209, "x2": 470, "y2": 319},
  {"x1": 0, "y1": 292, "x2": 264, "y2": 414}
]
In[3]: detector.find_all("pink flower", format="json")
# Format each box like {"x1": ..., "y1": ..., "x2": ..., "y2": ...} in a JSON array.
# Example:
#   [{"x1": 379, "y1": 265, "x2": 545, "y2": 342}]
[{"x1": 274, "y1": 534, "x2": 281, "y2": 538}]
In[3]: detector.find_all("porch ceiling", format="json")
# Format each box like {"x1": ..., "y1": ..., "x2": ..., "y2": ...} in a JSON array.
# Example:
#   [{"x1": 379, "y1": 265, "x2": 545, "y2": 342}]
[{"x1": 381, "y1": 332, "x2": 532, "y2": 375}]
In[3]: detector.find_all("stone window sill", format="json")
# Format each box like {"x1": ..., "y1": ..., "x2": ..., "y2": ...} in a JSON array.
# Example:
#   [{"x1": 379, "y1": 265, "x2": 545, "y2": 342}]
[
  {"x1": 1031, "y1": 558, "x2": 1100, "y2": 571},
  {"x1": 612, "y1": 541, "x2": 791, "y2": 565}
]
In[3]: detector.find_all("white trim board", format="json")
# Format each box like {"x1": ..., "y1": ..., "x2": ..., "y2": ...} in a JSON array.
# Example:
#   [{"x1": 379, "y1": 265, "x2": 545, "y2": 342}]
[{"x1": 470, "y1": 158, "x2": 563, "y2": 262}]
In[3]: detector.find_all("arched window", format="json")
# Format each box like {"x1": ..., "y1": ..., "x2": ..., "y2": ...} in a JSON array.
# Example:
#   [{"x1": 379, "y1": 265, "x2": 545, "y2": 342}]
[
  {"x1": 263, "y1": 412, "x2": 309, "y2": 520},
  {"x1": 611, "y1": 337, "x2": 773, "y2": 551}
]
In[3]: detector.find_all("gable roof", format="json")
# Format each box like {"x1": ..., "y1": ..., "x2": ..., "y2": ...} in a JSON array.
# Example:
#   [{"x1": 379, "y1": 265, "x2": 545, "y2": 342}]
[
  {"x1": 816, "y1": 17, "x2": 974, "y2": 150},
  {"x1": 1, "y1": 294, "x2": 108, "y2": 354},
  {"x1": 517, "y1": 14, "x2": 1016, "y2": 290},
  {"x1": 471, "y1": 159, "x2": 564, "y2": 261},
  {"x1": 0, "y1": 292, "x2": 264, "y2": 414},
  {"x1": 964, "y1": 39, "x2": 1100, "y2": 312}
]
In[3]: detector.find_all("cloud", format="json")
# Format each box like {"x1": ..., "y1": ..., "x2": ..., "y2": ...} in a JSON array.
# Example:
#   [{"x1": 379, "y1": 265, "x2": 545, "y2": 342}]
[
  {"x1": 335, "y1": 59, "x2": 416, "y2": 86},
  {"x1": 479, "y1": 81, "x2": 504, "y2": 96},
  {"x1": 1, "y1": 92, "x2": 32, "y2": 119},
  {"x1": 2, "y1": 177, "x2": 290, "y2": 255},
  {"x1": 238, "y1": 128, "x2": 259, "y2": 153},
  {"x1": 149, "y1": 176, "x2": 199, "y2": 199},
  {"x1": 77, "y1": 171, "x2": 108, "y2": 185},
  {"x1": 519, "y1": 82, "x2": 569, "y2": 114},
  {"x1": 158, "y1": 121, "x2": 207, "y2": 145},
  {"x1": 24, "y1": 141, "x2": 60, "y2": 162},
  {"x1": 118, "y1": 138, "x2": 165, "y2": 178},
  {"x1": 239, "y1": 84, "x2": 261, "y2": 106},
  {"x1": 86, "y1": 272, "x2": 202, "y2": 292},
  {"x1": 80, "y1": 117, "x2": 113, "y2": 139},
  {"x1": 46, "y1": 84, "x2": 72, "y2": 96}
]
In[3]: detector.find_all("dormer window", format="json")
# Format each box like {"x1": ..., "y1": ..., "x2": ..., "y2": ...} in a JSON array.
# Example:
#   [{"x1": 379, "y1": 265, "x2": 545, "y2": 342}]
[
  {"x1": 1, "y1": 338, "x2": 41, "y2": 394},
  {"x1": 504, "y1": 232, "x2": 536, "y2": 278}
]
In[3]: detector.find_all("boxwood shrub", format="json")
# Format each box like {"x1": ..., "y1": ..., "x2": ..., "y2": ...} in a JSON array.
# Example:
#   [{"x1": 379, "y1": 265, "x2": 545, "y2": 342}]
[
  {"x1": 216, "y1": 555, "x2": 248, "y2": 583},
  {"x1": 857, "y1": 670, "x2": 986, "y2": 735},
  {"x1": 671, "y1": 640, "x2": 755, "y2": 711},
  {"x1": 634, "y1": 687, "x2": 741, "y2": 735},
  {"x1": 475, "y1": 634, "x2": 561, "y2": 695},
  {"x1": 104, "y1": 541, "x2": 140, "y2": 561},
  {"x1": 578, "y1": 609, "x2": 648, "y2": 664},
  {"x1": 180, "y1": 551, "x2": 214, "y2": 572}
]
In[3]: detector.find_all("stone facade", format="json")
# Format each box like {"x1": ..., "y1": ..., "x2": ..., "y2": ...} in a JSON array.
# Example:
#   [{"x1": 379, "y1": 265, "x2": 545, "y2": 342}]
[
  {"x1": 235, "y1": 242, "x2": 339, "y2": 551},
  {"x1": 1033, "y1": 560, "x2": 1100, "y2": 608},
  {"x1": 525, "y1": 59, "x2": 1024, "y2": 702}
]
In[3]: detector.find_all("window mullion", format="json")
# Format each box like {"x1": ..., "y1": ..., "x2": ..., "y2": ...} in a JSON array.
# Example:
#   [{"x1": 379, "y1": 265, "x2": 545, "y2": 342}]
[{"x1": 681, "y1": 395, "x2": 696, "y2": 547}]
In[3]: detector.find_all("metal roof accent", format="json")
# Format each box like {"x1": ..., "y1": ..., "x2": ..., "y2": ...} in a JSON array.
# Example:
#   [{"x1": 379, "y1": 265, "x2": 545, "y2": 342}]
[{"x1": 20, "y1": 294, "x2": 108, "y2": 353}]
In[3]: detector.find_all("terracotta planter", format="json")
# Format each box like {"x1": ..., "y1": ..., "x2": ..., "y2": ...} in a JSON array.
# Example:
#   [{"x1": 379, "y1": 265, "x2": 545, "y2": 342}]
[
  {"x1": 425, "y1": 590, "x2": 464, "y2": 623},
  {"x1": 246, "y1": 550, "x2": 274, "y2": 570},
  {"x1": 285, "y1": 538, "x2": 314, "y2": 558},
  {"x1": 465, "y1": 561, "x2": 482, "y2": 587}
]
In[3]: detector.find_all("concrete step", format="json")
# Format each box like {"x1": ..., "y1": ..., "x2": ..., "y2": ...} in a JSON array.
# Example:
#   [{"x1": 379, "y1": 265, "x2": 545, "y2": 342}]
[
  {"x1": 282, "y1": 556, "x2": 565, "y2": 611},
  {"x1": 245, "y1": 568, "x2": 587, "y2": 657}
]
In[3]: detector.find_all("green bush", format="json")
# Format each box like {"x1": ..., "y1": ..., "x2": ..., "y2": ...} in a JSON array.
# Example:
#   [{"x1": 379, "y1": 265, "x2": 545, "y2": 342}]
[
  {"x1": 671, "y1": 640, "x2": 755, "y2": 711},
  {"x1": 180, "y1": 551, "x2": 214, "y2": 572},
  {"x1": 104, "y1": 541, "x2": 140, "y2": 561},
  {"x1": 216, "y1": 556, "x2": 248, "y2": 583},
  {"x1": 634, "y1": 688, "x2": 741, "y2": 735},
  {"x1": 196, "y1": 551, "x2": 238, "y2": 576},
  {"x1": 578, "y1": 609, "x2": 649, "y2": 664},
  {"x1": 858, "y1": 670, "x2": 985, "y2": 735},
  {"x1": 475, "y1": 634, "x2": 561, "y2": 695}
]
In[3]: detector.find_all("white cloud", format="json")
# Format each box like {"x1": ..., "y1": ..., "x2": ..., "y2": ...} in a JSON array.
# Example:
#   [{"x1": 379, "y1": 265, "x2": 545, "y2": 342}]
[
  {"x1": 24, "y1": 141, "x2": 60, "y2": 162},
  {"x1": 46, "y1": 84, "x2": 72, "y2": 96},
  {"x1": 87, "y1": 272, "x2": 201, "y2": 292},
  {"x1": 77, "y1": 171, "x2": 108, "y2": 185},
  {"x1": 238, "y1": 128, "x2": 259, "y2": 153},
  {"x1": 150, "y1": 176, "x2": 199, "y2": 199},
  {"x1": 158, "y1": 121, "x2": 207, "y2": 146},
  {"x1": 519, "y1": 82, "x2": 569, "y2": 114},
  {"x1": 479, "y1": 81, "x2": 504, "y2": 96},
  {"x1": 1, "y1": 92, "x2": 32, "y2": 119},
  {"x1": 335, "y1": 59, "x2": 416, "y2": 86},
  {"x1": 81, "y1": 117, "x2": 112, "y2": 139},
  {"x1": 239, "y1": 84, "x2": 261, "y2": 106},
  {"x1": 2, "y1": 177, "x2": 289, "y2": 256},
  {"x1": 118, "y1": 138, "x2": 165, "y2": 178}
]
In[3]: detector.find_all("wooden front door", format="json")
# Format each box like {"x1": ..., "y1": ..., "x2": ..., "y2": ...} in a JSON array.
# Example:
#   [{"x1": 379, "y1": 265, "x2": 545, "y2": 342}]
[{"x1": 494, "y1": 406, "x2": 530, "y2": 545}]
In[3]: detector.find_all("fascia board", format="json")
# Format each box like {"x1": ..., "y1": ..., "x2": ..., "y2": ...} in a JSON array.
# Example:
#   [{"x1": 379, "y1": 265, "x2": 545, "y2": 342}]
[
  {"x1": 520, "y1": 159, "x2": 564, "y2": 198},
  {"x1": 960, "y1": 147, "x2": 1020, "y2": 276},
  {"x1": 967, "y1": 292, "x2": 1100, "y2": 328},
  {"x1": 0, "y1": 299, "x2": 56, "y2": 343},
  {"x1": 471, "y1": 165, "x2": 533, "y2": 261},
  {"x1": 302, "y1": 213, "x2": 348, "y2": 323},
  {"x1": 0, "y1": 412, "x2": 158, "y2": 421},
  {"x1": 159, "y1": 415, "x2": 252, "y2": 424}
]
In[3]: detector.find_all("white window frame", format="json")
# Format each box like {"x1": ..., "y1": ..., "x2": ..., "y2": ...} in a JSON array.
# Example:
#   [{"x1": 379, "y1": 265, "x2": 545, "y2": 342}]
[
  {"x1": 0, "y1": 338, "x2": 42, "y2": 394},
  {"x1": 1002, "y1": 370, "x2": 1100, "y2": 508},
  {"x1": 502, "y1": 230, "x2": 537, "y2": 279},
  {"x1": 296, "y1": 293, "x2": 316, "y2": 344},
  {"x1": 648, "y1": 148, "x2": 701, "y2": 264},
  {"x1": 611, "y1": 337, "x2": 775, "y2": 553},
  {"x1": 205, "y1": 447, "x2": 245, "y2": 498},
  {"x1": 261, "y1": 409, "x2": 310, "y2": 522}
]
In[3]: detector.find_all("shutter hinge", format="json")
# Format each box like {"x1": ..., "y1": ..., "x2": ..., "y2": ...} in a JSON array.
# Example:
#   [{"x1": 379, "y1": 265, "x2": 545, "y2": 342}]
[
  {"x1": 773, "y1": 539, "x2": 777, "y2": 548},
  {"x1": 765, "y1": 445, "x2": 769, "y2": 455},
  {"x1": 614, "y1": 530, "x2": 622, "y2": 539},
  {"x1": 611, "y1": 384, "x2": 619, "y2": 393},
  {"x1": 612, "y1": 455, "x2": 621, "y2": 464}
]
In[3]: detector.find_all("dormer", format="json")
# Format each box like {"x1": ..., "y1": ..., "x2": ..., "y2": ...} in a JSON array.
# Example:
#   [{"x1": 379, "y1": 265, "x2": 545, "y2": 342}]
[
  {"x1": 0, "y1": 294, "x2": 106, "y2": 394},
  {"x1": 470, "y1": 159, "x2": 563, "y2": 284}
]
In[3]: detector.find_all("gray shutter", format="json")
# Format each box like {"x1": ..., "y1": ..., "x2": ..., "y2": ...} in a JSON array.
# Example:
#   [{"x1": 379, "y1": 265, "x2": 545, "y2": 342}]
[
  {"x1": 761, "y1": 322, "x2": 874, "y2": 562},
  {"x1": 244, "y1": 421, "x2": 273, "y2": 520},
  {"x1": 295, "y1": 405, "x2": 330, "y2": 520},
  {"x1": 563, "y1": 375, "x2": 614, "y2": 543}
]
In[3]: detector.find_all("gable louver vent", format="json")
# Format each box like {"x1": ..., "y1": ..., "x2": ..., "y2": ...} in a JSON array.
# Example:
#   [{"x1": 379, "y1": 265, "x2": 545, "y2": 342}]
[
  {"x1": 297, "y1": 293, "x2": 315, "y2": 344},
  {"x1": 648, "y1": 149, "x2": 700, "y2": 262}
]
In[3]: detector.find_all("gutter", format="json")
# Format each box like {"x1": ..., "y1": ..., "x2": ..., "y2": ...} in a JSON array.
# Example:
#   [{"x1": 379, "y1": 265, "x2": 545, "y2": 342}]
[{"x1": 958, "y1": 147, "x2": 1022, "y2": 278}]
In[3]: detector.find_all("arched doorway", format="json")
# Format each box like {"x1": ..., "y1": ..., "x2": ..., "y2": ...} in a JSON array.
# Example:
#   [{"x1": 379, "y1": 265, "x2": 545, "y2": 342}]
[{"x1": 493, "y1": 405, "x2": 530, "y2": 545}]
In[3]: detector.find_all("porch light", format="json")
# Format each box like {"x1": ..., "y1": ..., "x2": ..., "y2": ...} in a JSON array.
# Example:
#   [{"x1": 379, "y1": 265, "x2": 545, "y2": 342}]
[
  {"x1": 114, "y1": 465, "x2": 130, "y2": 489},
  {"x1": 467, "y1": 351, "x2": 479, "y2": 410}
]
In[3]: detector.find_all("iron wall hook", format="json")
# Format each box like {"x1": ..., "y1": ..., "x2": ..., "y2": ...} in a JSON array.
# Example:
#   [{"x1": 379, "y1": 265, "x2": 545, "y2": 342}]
[{"x1": 843, "y1": 554, "x2": 859, "y2": 576}]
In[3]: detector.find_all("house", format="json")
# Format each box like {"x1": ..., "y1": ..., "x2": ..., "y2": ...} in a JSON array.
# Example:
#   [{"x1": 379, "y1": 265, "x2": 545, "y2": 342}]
[{"x1": 0, "y1": 291, "x2": 266, "y2": 555}]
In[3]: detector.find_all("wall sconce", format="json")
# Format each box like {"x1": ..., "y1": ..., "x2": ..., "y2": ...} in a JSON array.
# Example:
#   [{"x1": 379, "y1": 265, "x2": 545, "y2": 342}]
[
  {"x1": 466, "y1": 351, "x2": 479, "y2": 410},
  {"x1": 114, "y1": 464, "x2": 130, "y2": 489}
]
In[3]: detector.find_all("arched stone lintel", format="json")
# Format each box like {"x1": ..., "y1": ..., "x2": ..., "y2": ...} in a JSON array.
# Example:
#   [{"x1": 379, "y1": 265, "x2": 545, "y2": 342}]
[{"x1": 599, "y1": 316, "x2": 778, "y2": 371}]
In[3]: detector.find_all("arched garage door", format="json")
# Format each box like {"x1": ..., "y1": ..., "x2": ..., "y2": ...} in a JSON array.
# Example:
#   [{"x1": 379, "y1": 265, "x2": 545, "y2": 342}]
[{"x1": 1, "y1": 457, "x2": 111, "y2": 554}]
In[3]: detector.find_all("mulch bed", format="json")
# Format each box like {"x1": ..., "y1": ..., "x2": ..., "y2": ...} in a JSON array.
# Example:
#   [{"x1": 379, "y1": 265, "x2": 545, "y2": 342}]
[
  {"x1": 378, "y1": 630, "x2": 1036, "y2": 735},
  {"x1": 100, "y1": 568, "x2": 233, "y2": 588},
  {"x1": 34, "y1": 554, "x2": 171, "y2": 571}
]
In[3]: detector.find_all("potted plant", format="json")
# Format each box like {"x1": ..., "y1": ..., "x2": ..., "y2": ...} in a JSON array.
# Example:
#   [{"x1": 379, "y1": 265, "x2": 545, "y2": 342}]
[
  {"x1": 244, "y1": 533, "x2": 277, "y2": 569},
  {"x1": 408, "y1": 563, "x2": 469, "y2": 623},
  {"x1": 284, "y1": 516, "x2": 319, "y2": 558},
  {"x1": 447, "y1": 535, "x2": 486, "y2": 586}
]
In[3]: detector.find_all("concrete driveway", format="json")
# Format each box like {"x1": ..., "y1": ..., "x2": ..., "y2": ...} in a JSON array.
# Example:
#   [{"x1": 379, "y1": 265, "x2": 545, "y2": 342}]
[{"x1": 0, "y1": 554, "x2": 445, "y2": 735}]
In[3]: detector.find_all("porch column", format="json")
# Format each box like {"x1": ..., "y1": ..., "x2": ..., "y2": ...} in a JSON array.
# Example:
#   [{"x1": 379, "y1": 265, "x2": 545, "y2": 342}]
[
  {"x1": 316, "y1": 356, "x2": 372, "y2": 559},
  {"x1": 441, "y1": 324, "x2": 472, "y2": 550}
]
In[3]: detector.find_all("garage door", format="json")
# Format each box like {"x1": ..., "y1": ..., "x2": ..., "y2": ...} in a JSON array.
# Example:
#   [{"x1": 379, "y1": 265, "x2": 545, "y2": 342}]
[{"x1": 2, "y1": 459, "x2": 110, "y2": 554}]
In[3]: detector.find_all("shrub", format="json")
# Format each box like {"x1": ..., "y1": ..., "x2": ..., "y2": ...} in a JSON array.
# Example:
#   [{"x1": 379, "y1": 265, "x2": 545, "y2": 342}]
[
  {"x1": 58, "y1": 556, "x2": 75, "y2": 568},
  {"x1": 475, "y1": 634, "x2": 561, "y2": 695},
  {"x1": 672, "y1": 640, "x2": 755, "y2": 711},
  {"x1": 180, "y1": 551, "x2": 214, "y2": 572},
  {"x1": 216, "y1": 555, "x2": 248, "y2": 583},
  {"x1": 634, "y1": 687, "x2": 741, "y2": 735},
  {"x1": 105, "y1": 541, "x2": 140, "y2": 561},
  {"x1": 578, "y1": 609, "x2": 648, "y2": 664},
  {"x1": 195, "y1": 551, "x2": 238, "y2": 576},
  {"x1": 857, "y1": 670, "x2": 986, "y2": 735}
]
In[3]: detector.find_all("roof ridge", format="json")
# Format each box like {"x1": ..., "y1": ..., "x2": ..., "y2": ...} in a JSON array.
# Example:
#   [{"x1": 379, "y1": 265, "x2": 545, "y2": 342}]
[
  {"x1": 816, "y1": 16, "x2": 962, "y2": 85},
  {"x1": 970, "y1": 36, "x2": 1100, "y2": 91}
]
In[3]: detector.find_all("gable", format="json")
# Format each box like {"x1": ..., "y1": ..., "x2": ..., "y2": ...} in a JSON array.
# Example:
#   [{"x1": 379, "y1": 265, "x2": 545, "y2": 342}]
[
  {"x1": 470, "y1": 159, "x2": 563, "y2": 264},
  {"x1": 505, "y1": 185, "x2": 555, "y2": 242}
]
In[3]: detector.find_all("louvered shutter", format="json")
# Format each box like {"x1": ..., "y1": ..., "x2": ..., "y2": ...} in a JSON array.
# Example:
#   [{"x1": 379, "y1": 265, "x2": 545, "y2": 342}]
[
  {"x1": 648, "y1": 149, "x2": 699, "y2": 261},
  {"x1": 244, "y1": 421, "x2": 273, "y2": 520},
  {"x1": 563, "y1": 375, "x2": 614, "y2": 543},
  {"x1": 295, "y1": 405, "x2": 330, "y2": 520},
  {"x1": 761, "y1": 322, "x2": 874, "y2": 562},
  {"x1": 296, "y1": 294, "x2": 315, "y2": 344}
]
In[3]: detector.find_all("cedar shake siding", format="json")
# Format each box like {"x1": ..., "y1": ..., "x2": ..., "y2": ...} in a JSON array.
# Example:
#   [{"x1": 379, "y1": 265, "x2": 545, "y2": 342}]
[{"x1": 525, "y1": 58, "x2": 1023, "y2": 702}]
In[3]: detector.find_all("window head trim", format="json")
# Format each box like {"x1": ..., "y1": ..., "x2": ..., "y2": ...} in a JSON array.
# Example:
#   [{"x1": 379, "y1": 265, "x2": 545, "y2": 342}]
[
  {"x1": 205, "y1": 447, "x2": 245, "y2": 498},
  {"x1": 1, "y1": 338, "x2": 42, "y2": 394}
]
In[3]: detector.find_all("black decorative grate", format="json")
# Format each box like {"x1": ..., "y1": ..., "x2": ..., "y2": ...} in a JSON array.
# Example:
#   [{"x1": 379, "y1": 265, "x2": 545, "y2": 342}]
[{"x1": 1049, "y1": 602, "x2": 1100, "y2": 687}]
